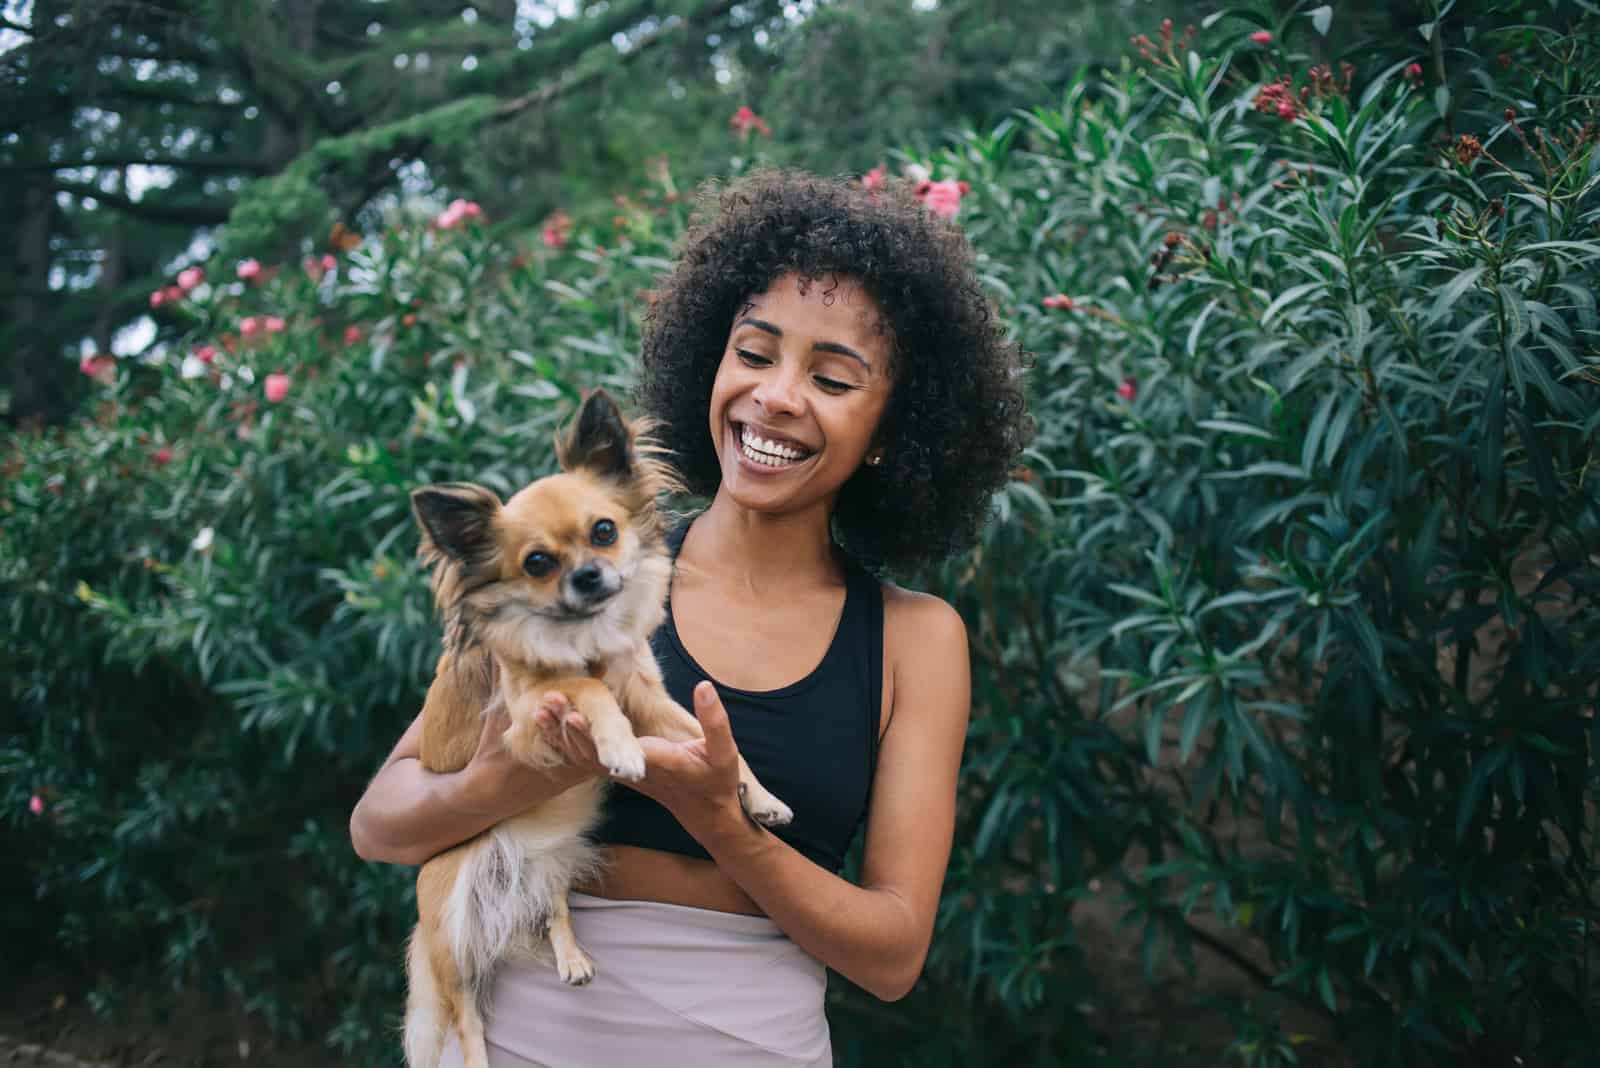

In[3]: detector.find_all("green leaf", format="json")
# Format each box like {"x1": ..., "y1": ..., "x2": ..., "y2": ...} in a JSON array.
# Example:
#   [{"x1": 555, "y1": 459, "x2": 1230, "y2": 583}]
[
  {"x1": 1425, "y1": 266, "x2": 1485, "y2": 326},
  {"x1": 1301, "y1": 391, "x2": 1337, "y2": 473},
  {"x1": 1198, "y1": 419, "x2": 1276, "y2": 440},
  {"x1": 1456, "y1": 748, "x2": 1510, "y2": 840},
  {"x1": 1497, "y1": 284, "x2": 1528, "y2": 352},
  {"x1": 1262, "y1": 282, "x2": 1328, "y2": 327},
  {"x1": 1310, "y1": 5, "x2": 1333, "y2": 34}
]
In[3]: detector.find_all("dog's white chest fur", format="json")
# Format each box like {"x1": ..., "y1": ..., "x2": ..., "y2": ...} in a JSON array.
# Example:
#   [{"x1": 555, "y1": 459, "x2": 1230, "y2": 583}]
[{"x1": 443, "y1": 778, "x2": 607, "y2": 988}]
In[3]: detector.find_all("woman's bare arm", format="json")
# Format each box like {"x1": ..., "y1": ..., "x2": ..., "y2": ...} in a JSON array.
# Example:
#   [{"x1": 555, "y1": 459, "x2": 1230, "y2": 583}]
[
  {"x1": 349, "y1": 698, "x2": 593, "y2": 867},
  {"x1": 558, "y1": 588, "x2": 970, "y2": 1001}
]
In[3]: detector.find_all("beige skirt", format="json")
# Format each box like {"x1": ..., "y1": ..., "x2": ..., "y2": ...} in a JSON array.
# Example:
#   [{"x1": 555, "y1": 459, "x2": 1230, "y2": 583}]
[{"x1": 438, "y1": 892, "x2": 832, "y2": 1067}]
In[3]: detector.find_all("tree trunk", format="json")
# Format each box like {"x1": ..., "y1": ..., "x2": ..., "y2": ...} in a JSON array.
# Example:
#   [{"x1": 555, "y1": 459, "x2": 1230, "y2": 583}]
[{"x1": 7, "y1": 176, "x2": 65, "y2": 428}]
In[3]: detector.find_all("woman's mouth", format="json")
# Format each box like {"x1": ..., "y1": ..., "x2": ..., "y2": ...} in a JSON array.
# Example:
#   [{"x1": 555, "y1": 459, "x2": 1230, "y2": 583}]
[{"x1": 735, "y1": 422, "x2": 815, "y2": 469}]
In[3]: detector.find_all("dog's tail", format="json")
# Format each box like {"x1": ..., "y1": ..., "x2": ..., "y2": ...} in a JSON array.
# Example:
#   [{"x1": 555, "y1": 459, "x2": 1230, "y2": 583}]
[{"x1": 404, "y1": 927, "x2": 447, "y2": 1068}]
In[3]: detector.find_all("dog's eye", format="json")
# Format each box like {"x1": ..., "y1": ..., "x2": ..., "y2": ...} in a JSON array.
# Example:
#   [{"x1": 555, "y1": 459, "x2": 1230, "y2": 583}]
[
  {"x1": 591, "y1": 519, "x2": 618, "y2": 547},
  {"x1": 523, "y1": 551, "x2": 557, "y2": 577}
]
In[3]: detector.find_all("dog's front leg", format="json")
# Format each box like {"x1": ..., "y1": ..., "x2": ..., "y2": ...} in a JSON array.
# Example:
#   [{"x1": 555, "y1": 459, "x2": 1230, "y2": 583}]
[{"x1": 511, "y1": 676, "x2": 647, "y2": 783}]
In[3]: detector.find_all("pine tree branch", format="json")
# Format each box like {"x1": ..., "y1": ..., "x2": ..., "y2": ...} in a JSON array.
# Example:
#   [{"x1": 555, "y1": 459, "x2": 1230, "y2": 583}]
[
  {"x1": 492, "y1": 0, "x2": 740, "y2": 123},
  {"x1": 86, "y1": 77, "x2": 243, "y2": 111},
  {"x1": 5, "y1": 155, "x2": 273, "y2": 174},
  {"x1": 53, "y1": 180, "x2": 233, "y2": 226},
  {"x1": 448, "y1": 0, "x2": 657, "y2": 97}
]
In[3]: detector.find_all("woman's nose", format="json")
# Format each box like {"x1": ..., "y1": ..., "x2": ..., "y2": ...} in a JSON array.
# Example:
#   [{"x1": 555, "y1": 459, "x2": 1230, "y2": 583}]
[{"x1": 752, "y1": 366, "x2": 804, "y2": 416}]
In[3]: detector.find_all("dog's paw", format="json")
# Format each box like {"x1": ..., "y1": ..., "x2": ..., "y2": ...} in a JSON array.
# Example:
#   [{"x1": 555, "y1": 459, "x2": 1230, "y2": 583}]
[
  {"x1": 555, "y1": 946, "x2": 596, "y2": 987},
  {"x1": 595, "y1": 736, "x2": 647, "y2": 782},
  {"x1": 740, "y1": 782, "x2": 794, "y2": 827}
]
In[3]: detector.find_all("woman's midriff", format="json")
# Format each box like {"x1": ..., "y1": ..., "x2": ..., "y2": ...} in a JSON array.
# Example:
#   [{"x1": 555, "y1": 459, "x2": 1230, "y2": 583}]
[{"x1": 576, "y1": 845, "x2": 765, "y2": 916}]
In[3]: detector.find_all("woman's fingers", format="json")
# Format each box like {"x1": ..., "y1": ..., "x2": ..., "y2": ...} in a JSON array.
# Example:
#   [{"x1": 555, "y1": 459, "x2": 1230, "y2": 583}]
[
  {"x1": 530, "y1": 691, "x2": 602, "y2": 770},
  {"x1": 693, "y1": 681, "x2": 739, "y2": 769}
]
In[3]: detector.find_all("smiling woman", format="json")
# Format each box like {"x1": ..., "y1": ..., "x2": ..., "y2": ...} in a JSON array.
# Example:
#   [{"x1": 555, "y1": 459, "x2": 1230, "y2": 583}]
[
  {"x1": 711, "y1": 272, "x2": 893, "y2": 512},
  {"x1": 639, "y1": 168, "x2": 1031, "y2": 571},
  {"x1": 350, "y1": 167, "x2": 1031, "y2": 1068}
]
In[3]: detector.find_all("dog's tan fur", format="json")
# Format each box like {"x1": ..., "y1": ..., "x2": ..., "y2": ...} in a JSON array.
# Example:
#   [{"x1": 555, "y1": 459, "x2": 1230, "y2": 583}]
[{"x1": 401, "y1": 391, "x2": 792, "y2": 1068}]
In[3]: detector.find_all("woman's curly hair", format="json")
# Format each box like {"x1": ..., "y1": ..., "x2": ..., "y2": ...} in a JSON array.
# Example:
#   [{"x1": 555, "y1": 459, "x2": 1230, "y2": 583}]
[{"x1": 636, "y1": 168, "x2": 1031, "y2": 573}]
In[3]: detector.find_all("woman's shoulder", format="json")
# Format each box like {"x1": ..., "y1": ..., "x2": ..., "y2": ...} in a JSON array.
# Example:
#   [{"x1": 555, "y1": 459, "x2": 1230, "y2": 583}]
[
  {"x1": 878, "y1": 583, "x2": 967, "y2": 657},
  {"x1": 874, "y1": 584, "x2": 969, "y2": 739}
]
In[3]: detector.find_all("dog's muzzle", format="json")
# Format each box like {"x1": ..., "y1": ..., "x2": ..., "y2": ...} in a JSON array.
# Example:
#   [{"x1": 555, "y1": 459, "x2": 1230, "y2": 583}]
[{"x1": 564, "y1": 560, "x2": 621, "y2": 609}]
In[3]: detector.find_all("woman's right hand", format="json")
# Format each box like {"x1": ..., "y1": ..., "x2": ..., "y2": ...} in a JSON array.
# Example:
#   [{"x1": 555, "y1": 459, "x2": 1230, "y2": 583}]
[
  {"x1": 457, "y1": 695, "x2": 601, "y2": 817},
  {"x1": 351, "y1": 693, "x2": 603, "y2": 866}
]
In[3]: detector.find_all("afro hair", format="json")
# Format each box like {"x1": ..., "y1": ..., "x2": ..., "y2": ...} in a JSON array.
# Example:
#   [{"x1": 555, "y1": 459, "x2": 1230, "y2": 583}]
[{"x1": 636, "y1": 168, "x2": 1031, "y2": 573}]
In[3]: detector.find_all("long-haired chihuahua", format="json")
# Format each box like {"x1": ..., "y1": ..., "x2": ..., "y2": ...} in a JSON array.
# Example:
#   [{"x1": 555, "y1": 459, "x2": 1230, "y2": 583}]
[{"x1": 401, "y1": 389, "x2": 792, "y2": 1068}]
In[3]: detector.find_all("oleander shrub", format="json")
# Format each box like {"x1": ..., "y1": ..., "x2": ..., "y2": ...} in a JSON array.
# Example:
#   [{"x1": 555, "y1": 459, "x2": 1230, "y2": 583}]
[
  {"x1": 899, "y1": 3, "x2": 1600, "y2": 1066},
  {"x1": 0, "y1": 193, "x2": 688, "y2": 1052},
  {"x1": 5, "y1": 5, "x2": 1600, "y2": 1066}
]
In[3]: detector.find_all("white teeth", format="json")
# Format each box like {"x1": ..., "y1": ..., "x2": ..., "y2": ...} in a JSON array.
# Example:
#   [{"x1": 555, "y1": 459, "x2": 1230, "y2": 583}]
[{"x1": 739, "y1": 424, "x2": 809, "y2": 465}]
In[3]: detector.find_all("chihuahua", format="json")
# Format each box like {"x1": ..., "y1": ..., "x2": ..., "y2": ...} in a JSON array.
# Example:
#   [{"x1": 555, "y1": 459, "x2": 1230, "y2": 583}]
[{"x1": 402, "y1": 389, "x2": 792, "y2": 1068}]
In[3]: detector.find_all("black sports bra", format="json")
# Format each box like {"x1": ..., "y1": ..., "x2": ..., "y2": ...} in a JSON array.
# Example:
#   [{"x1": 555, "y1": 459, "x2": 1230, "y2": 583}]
[{"x1": 592, "y1": 517, "x2": 883, "y2": 873}]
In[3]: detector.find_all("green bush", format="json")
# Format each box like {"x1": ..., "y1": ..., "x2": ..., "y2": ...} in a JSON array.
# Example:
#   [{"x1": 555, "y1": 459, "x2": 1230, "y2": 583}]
[
  {"x1": 2, "y1": 194, "x2": 682, "y2": 1050},
  {"x1": 6, "y1": 5, "x2": 1599, "y2": 1066},
  {"x1": 912, "y1": 5, "x2": 1600, "y2": 1066}
]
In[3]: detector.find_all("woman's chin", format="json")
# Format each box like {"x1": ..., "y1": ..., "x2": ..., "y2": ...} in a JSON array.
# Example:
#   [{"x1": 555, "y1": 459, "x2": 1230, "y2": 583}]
[{"x1": 718, "y1": 453, "x2": 827, "y2": 513}]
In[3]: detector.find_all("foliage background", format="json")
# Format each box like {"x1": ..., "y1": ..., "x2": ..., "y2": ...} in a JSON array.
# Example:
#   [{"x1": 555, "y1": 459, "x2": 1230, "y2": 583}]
[{"x1": 4, "y1": 1, "x2": 1599, "y2": 1066}]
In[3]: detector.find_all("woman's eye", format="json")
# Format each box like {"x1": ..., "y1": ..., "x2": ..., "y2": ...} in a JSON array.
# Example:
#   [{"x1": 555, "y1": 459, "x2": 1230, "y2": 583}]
[
  {"x1": 591, "y1": 519, "x2": 618, "y2": 546},
  {"x1": 814, "y1": 376, "x2": 852, "y2": 393},
  {"x1": 523, "y1": 551, "x2": 556, "y2": 577},
  {"x1": 736, "y1": 349, "x2": 771, "y2": 367}
]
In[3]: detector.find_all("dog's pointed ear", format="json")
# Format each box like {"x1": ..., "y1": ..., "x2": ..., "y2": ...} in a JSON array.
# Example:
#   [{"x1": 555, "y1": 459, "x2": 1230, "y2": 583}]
[
  {"x1": 557, "y1": 389, "x2": 634, "y2": 480},
  {"x1": 411, "y1": 483, "x2": 501, "y2": 563}
]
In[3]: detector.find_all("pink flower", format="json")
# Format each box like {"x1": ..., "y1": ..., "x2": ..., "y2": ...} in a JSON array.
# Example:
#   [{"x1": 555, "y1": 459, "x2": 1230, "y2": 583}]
[
  {"x1": 154, "y1": 446, "x2": 172, "y2": 467},
  {"x1": 237, "y1": 259, "x2": 262, "y2": 281},
  {"x1": 304, "y1": 253, "x2": 339, "y2": 280},
  {"x1": 436, "y1": 198, "x2": 485, "y2": 230},
  {"x1": 1042, "y1": 294, "x2": 1075, "y2": 310},
  {"x1": 541, "y1": 211, "x2": 572, "y2": 250},
  {"x1": 264, "y1": 373, "x2": 291, "y2": 403},
  {"x1": 861, "y1": 164, "x2": 887, "y2": 191},
  {"x1": 195, "y1": 344, "x2": 217, "y2": 364},
  {"x1": 79, "y1": 354, "x2": 115, "y2": 383},
  {"x1": 150, "y1": 288, "x2": 167, "y2": 309},
  {"x1": 916, "y1": 179, "x2": 968, "y2": 219},
  {"x1": 29, "y1": 794, "x2": 44, "y2": 816},
  {"x1": 177, "y1": 266, "x2": 204, "y2": 291},
  {"x1": 1250, "y1": 30, "x2": 1272, "y2": 44},
  {"x1": 1404, "y1": 62, "x2": 1424, "y2": 86},
  {"x1": 239, "y1": 316, "x2": 261, "y2": 337},
  {"x1": 164, "y1": 285, "x2": 184, "y2": 304},
  {"x1": 344, "y1": 325, "x2": 363, "y2": 344},
  {"x1": 1254, "y1": 81, "x2": 1299, "y2": 121},
  {"x1": 1117, "y1": 376, "x2": 1139, "y2": 402},
  {"x1": 264, "y1": 316, "x2": 286, "y2": 334},
  {"x1": 729, "y1": 106, "x2": 771, "y2": 137}
]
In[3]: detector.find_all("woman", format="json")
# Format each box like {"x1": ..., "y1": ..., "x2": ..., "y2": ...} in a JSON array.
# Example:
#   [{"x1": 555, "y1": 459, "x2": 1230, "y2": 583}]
[{"x1": 350, "y1": 169, "x2": 1030, "y2": 1066}]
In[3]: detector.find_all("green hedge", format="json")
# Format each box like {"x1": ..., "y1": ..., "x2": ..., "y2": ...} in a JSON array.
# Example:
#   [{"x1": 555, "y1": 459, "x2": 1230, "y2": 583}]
[{"x1": 5, "y1": 5, "x2": 1598, "y2": 1065}]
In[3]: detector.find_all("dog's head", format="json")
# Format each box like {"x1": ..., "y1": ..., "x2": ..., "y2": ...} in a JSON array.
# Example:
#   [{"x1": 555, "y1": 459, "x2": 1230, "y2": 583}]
[{"x1": 411, "y1": 389, "x2": 679, "y2": 668}]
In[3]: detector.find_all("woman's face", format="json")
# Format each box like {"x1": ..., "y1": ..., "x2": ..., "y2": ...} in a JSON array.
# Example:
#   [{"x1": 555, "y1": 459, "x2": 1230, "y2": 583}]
[{"x1": 707, "y1": 271, "x2": 894, "y2": 517}]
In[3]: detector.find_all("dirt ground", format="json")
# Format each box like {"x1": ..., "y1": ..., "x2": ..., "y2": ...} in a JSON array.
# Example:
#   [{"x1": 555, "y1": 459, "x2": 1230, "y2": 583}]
[{"x1": 0, "y1": 976, "x2": 327, "y2": 1068}]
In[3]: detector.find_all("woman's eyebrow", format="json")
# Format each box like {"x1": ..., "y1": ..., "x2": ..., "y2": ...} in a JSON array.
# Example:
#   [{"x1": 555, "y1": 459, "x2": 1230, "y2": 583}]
[{"x1": 735, "y1": 316, "x2": 872, "y2": 371}]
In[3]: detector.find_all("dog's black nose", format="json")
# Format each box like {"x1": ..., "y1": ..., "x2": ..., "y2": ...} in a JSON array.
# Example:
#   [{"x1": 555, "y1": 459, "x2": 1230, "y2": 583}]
[{"x1": 570, "y1": 562, "x2": 604, "y2": 595}]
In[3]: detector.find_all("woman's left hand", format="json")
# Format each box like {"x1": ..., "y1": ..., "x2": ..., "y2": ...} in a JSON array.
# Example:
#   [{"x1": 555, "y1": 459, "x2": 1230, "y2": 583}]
[{"x1": 533, "y1": 680, "x2": 747, "y2": 839}]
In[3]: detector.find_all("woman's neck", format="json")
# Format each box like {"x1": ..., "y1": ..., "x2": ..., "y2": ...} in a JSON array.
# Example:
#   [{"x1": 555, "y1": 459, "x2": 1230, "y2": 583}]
[{"x1": 684, "y1": 492, "x2": 842, "y2": 595}]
